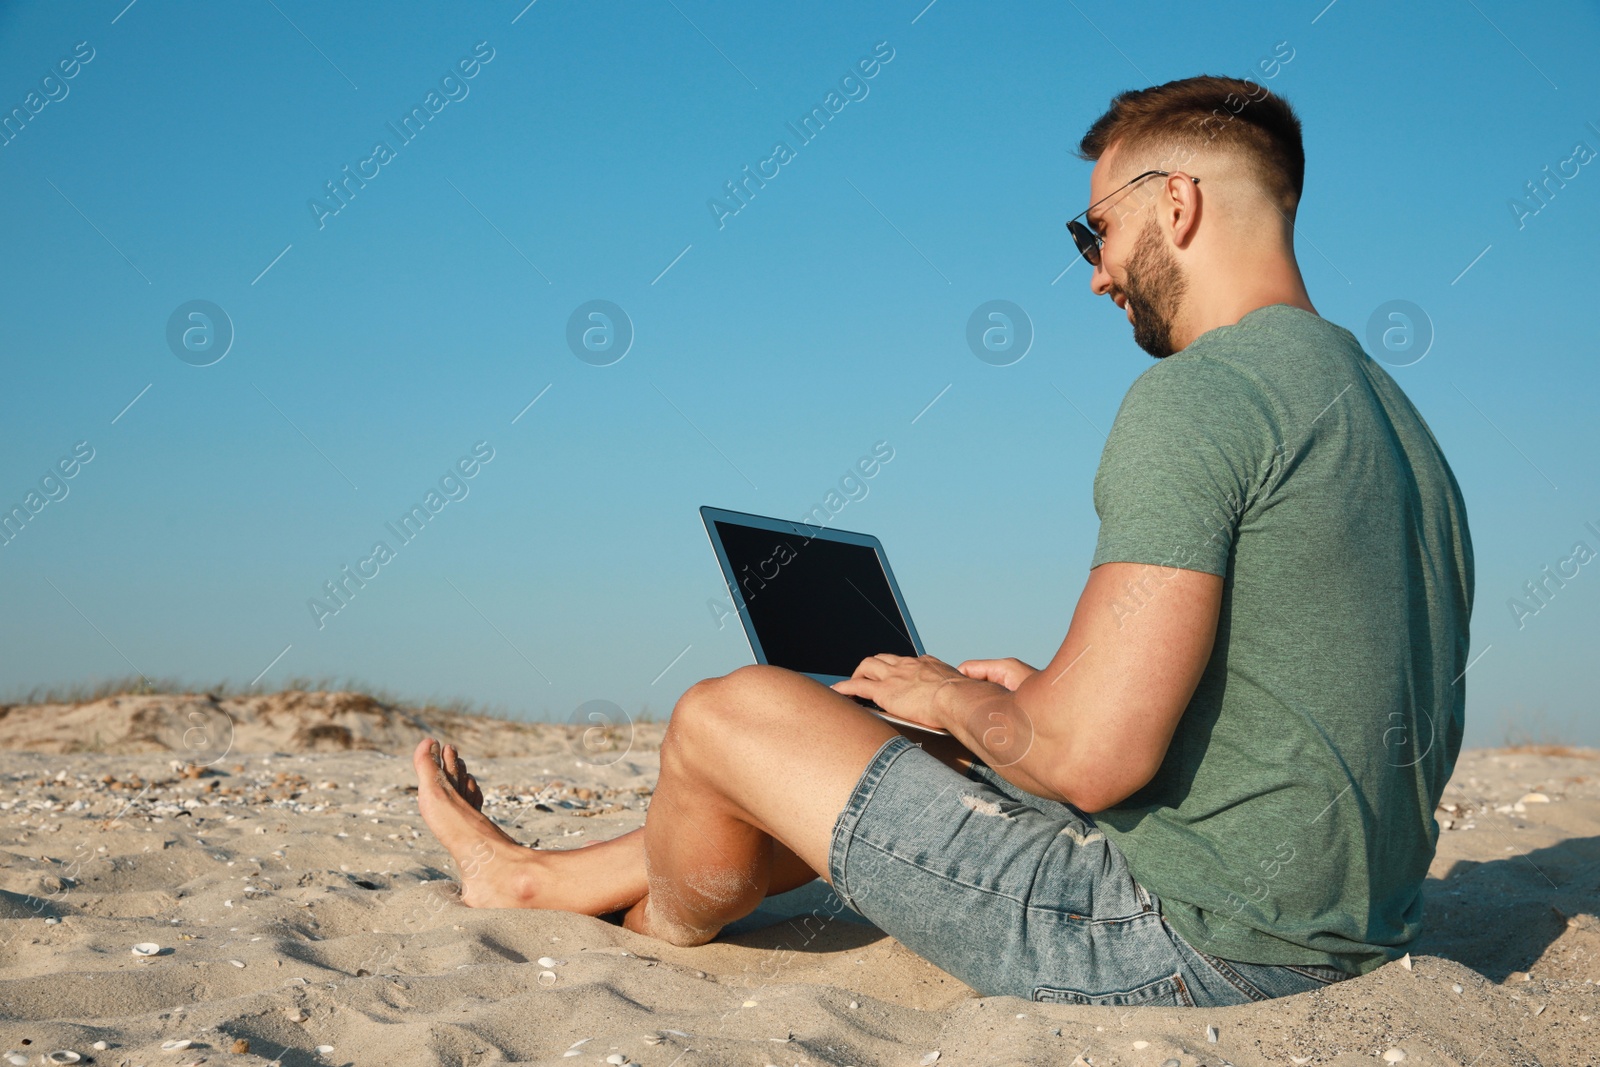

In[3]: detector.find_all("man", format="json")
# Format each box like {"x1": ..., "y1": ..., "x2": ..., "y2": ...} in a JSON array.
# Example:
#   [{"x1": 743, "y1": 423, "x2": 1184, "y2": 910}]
[{"x1": 414, "y1": 74, "x2": 1474, "y2": 1007}]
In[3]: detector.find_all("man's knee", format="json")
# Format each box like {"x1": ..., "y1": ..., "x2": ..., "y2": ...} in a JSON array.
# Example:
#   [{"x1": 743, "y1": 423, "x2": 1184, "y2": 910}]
[
  {"x1": 681, "y1": 664, "x2": 792, "y2": 711},
  {"x1": 667, "y1": 665, "x2": 795, "y2": 759},
  {"x1": 720, "y1": 662, "x2": 797, "y2": 696}
]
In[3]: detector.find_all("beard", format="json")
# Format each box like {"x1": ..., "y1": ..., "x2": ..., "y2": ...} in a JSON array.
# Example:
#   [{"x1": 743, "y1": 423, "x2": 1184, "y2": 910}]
[{"x1": 1119, "y1": 215, "x2": 1187, "y2": 359}]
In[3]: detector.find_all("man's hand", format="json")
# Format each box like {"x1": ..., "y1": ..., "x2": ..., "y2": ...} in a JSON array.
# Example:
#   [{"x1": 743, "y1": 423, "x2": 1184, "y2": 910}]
[
  {"x1": 831, "y1": 653, "x2": 974, "y2": 731},
  {"x1": 957, "y1": 658, "x2": 1038, "y2": 691}
]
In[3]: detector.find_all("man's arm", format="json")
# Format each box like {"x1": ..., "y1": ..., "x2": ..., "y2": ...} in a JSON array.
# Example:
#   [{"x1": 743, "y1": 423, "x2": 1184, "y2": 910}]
[{"x1": 937, "y1": 560, "x2": 1222, "y2": 812}]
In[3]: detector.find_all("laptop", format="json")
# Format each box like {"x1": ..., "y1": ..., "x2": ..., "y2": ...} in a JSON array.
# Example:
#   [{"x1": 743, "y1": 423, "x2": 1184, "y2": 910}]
[{"x1": 699, "y1": 505, "x2": 948, "y2": 735}]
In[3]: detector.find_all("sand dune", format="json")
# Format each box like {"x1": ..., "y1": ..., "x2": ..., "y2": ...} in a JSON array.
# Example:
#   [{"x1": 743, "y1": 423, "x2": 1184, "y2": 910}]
[
  {"x1": 0, "y1": 690, "x2": 602, "y2": 761},
  {"x1": 0, "y1": 692, "x2": 1594, "y2": 1066}
]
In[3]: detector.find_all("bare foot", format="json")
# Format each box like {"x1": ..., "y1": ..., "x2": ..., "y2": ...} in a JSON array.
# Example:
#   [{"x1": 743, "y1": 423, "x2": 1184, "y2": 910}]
[
  {"x1": 412, "y1": 738, "x2": 652, "y2": 917},
  {"x1": 412, "y1": 738, "x2": 538, "y2": 908}
]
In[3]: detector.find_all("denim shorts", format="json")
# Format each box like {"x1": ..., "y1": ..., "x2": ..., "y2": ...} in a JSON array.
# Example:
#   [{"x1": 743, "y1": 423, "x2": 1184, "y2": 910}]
[{"x1": 826, "y1": 736, "x2": 1354, "y2": 1007}]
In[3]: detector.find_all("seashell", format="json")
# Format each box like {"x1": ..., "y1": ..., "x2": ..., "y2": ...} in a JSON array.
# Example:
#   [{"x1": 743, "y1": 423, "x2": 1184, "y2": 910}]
[
  {"x1": 229, "y1": 959, "x2": 246, "y2": 968},
  {"x1": 3, "y1": 1053, "x2": 27, "y2": 1067},
  {"x1": 133, "y1": 943, "x2": 163, "y2": 957},
  {"x1": 317, "y1": 1045, "x2": 335, "y2": 1055},
  {"x1": 606, "y1": 1056, "x2": 628, "y2": 1066},
  {"x1": 1519, "y1": 792, "x2": 1550, "y2": 804},
  {"x1": 1206, "y1": 1024, "x2": 1219, "y2": 1042},
  {"x1": 161, "y1": 1039, "x2": 193, "y2": 1051},
  {"x1": 92, "y1": 1043, "x2": 109, "y2": 1052},
  {"x1": 48, "y1": 1053, "x2": 83, "y2": 1064},
  {"x1": 921, "y1": 1054, "x2": 941, "y2": 1066},
  {"x1": 1383, "y1": 1050, "x2": 1407, "y2": 1064},
  {"x1": 537, "y1": 956, "x2": 560, "y2": 968},
  {"x1": 1452, "y1": 983, "x2": 1464, "y2": 994},
  {"x1": 641, "y1": 1034, "x2": 663, "y2": 1045},
  {"x1": 1398, "y1": 953, "x2": 1413, "y2": 970}
]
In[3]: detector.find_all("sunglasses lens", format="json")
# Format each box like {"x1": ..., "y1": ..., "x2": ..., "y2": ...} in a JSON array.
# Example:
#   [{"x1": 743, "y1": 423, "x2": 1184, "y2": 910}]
[{"x1": 1067, "y1": 221, "x2": 1100, "y2": 266}]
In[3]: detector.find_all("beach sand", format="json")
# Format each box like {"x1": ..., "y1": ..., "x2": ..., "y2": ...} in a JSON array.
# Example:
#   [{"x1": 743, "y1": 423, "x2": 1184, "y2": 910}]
[{"x1": 0, "y1": 691, "x2": 1594, "y2": 1066}]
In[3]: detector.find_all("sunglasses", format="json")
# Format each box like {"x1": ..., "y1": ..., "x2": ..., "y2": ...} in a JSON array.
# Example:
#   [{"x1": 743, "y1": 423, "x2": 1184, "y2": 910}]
[{"x1": 1065, "y1": 170, "x2": 1200, "y2": 267}]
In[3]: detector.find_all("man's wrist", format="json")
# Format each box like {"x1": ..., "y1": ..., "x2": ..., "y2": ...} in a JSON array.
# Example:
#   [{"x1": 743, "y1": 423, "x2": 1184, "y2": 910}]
[{"x1": 933, "y1": 676, "x2": 978, "y2": 732}]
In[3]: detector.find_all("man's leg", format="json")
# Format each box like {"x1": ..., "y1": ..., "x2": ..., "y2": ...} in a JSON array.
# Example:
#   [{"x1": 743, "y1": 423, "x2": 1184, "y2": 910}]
[
  {"x1": 620, "y1": 665, "x2": 904, "y2": 944},
  {"x1": 413, "y1": 665, "x2": 936, "y2": 933}
]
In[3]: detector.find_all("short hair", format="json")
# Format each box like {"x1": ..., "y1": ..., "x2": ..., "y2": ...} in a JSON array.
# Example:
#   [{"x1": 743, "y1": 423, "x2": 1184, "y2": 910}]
[{"x1": 1077, "y1": 75, "x2": 1304, "y2": 213}]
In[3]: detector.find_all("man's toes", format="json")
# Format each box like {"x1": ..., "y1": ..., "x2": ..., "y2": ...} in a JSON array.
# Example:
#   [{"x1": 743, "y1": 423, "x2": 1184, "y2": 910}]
[
  {"x1": 442, "y1": 743, "x2": 461, "y2": 782},
  {"x1": 457, "y1": 757, "x2": 479, "y2": 803}
]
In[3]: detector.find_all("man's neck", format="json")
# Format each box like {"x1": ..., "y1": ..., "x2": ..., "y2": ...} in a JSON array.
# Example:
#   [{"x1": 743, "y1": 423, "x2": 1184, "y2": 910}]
[{"x1": 1174, "y1": 252, "x2": 1316, "y2": 351}]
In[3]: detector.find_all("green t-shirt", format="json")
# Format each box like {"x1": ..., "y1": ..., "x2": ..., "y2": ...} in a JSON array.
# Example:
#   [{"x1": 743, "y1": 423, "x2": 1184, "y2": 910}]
[{"x1": 1089, "y1": 303, "x2": 1474, "y2": 975}]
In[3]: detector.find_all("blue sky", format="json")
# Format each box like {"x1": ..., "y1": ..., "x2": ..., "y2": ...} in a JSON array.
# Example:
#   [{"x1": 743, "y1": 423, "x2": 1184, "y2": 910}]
[{"x1": 1, "y1": 0, "x2": 1596, "y2": 748}]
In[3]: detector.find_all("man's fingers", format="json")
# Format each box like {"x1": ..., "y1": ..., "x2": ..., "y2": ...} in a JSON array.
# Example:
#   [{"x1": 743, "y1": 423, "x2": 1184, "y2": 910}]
[
  {"x1": 958, "y1": 658, "x2": 1037, "y2": 690},
  {"x1": 958, "y1": 658, "x2": 1004, "y2": 680},
  {"x1": 852, "y1": 655, "x2": 894, "y2": 678}
]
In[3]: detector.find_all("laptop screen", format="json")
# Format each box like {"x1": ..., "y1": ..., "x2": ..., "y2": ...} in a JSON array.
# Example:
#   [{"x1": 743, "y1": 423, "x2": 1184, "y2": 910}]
[{"x1": 711, "y1": 518, "x2": 918, "y2": 677}]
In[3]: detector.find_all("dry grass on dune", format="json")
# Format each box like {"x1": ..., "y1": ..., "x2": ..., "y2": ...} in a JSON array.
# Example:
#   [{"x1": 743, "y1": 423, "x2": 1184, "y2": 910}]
[{"x1": 0, "y1": 687, "x2": 654, "y2": 761}]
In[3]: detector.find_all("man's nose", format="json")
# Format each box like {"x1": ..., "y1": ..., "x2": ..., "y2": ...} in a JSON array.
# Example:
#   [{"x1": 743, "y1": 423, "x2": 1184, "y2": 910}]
[{"x1": 1089, "y1": 258, "x2": 1112, "y2": 296}]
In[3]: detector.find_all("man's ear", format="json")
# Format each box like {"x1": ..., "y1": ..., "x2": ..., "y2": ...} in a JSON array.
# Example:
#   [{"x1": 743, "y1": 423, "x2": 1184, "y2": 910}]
[{"x1": 1167, "y1": 173, "x2": 1201, "y2": 249}]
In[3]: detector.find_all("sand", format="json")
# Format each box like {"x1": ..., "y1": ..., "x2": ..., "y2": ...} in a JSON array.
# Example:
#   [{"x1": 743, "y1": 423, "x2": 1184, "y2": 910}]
[{"x1": 0, "y1": 691, "x2": 1595, "y2": 1066}]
